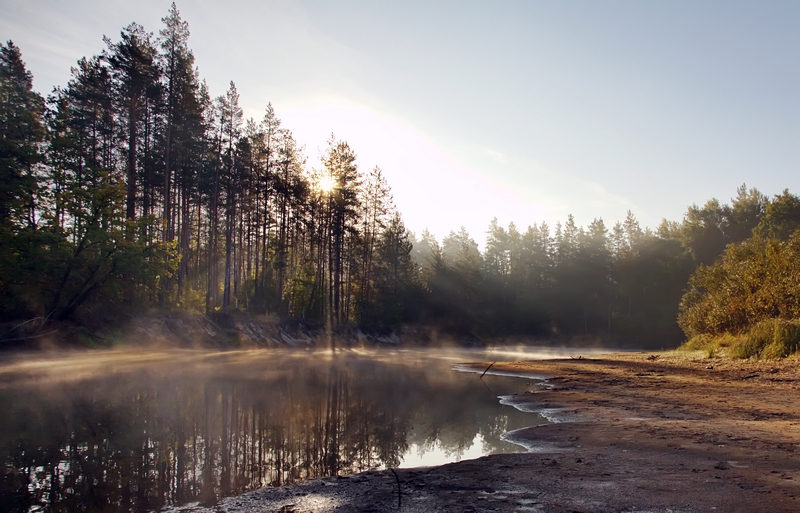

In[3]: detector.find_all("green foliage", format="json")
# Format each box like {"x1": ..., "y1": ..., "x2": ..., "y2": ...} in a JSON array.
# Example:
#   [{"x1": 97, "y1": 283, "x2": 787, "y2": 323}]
[
  {"x1": 680, "y1": 199, "x2": 728, "y2": 265},
  {"x1": 372, "y1": 213, "x2": 420, "y2": 325},
  {"x1": 679, "y1": 232, "x2": 800, "y2": 339},
  {"x1": 680, "y1": 185, "x2": 767, "y2": 265},
  {"x1": 0, "y1": 41, "x2": 45, "y2": 230},
  {"x1": 754, "y1": 190, "x2": 800, "y2": 241},
  {"x1": 668, "y1": 189, "x2": 800, "y2": 359},
  {"x1": 683, "y1": 320, "x2": 800, "y2": 360},
  {"x1": 409, "y1": 208, "x2": 694, "y2": 344},
  {"x1": 727, "y1": 185, "x2": 768, "y2": 242},
  {"x1": 679, "y1": 222, "x2": 800, "y2": 359},
  {"x1": 0, "y1": 40, "x2": 179, "y2": 323}
]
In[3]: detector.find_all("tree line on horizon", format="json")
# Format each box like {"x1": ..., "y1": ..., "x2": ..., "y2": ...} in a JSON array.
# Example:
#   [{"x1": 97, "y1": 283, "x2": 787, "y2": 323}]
[{"x1": 3, "y1": 4, "x2": 800, "y2": 348}]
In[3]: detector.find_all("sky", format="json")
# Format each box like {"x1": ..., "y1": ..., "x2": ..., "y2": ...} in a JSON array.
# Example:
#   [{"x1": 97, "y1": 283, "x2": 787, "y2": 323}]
[{"x1": 2, "y1": 0, "x2": 798, "y2": 244}]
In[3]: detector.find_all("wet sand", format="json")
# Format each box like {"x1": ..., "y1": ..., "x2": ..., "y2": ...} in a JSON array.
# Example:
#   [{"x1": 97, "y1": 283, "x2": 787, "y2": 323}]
[{"x1": 167, "y1": 352, "x2": 800, "y2": 512}]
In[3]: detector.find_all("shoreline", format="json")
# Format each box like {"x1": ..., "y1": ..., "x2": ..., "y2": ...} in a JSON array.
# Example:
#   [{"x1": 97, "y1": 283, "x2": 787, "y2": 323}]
[
  {"x1": 164, "y1": 352, "x2": 800, "y2": 512},
  {"x1": 2, "y1": 312, "x2": 670, "y2": 352}
]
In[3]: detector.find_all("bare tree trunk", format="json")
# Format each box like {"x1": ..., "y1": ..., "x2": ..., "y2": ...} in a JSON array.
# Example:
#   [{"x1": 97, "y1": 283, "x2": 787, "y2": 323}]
[
  {"x1": 222, "y1": 192, "x2": 235, "y2": 311},
  {"x1": 206, "y1": 168, "x2": 219, "y2": 313},
  {"x1": 126, "y1": 98, "x2": 138, "y2": 226}
]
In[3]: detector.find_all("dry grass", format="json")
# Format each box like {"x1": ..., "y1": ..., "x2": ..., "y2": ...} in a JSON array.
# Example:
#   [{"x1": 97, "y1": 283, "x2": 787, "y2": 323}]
[{"x1": 680, "y1": 318, "x2": 800, "y2": 359}]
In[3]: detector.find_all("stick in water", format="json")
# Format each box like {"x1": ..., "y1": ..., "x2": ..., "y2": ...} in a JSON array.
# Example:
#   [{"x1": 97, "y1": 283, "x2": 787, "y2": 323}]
[{"x1": 480, "y1": 361, "x2": 497, "y2": 379}]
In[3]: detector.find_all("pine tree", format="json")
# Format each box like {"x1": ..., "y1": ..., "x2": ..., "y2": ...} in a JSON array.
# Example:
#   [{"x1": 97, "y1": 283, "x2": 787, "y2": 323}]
[
  {"x1": 159, "y1": 2, "x2": 193, "y2": 240},
  {"x1": 0, "y1": 41, "x2": 45, "y2": 229},
  {"x1": 216, "y1": 82, "x2": 243, "y2": 311},
  {"x1": 374, "y1": 212, "x2": 416, "y2": 324},
  {"x1": 105, "y1": 23, "x2": 160, "y2": 224},
  {"x1": 322, "y1": 135, "x2": 360, "y2": 324},
  {"x1": 0, "y1": 41, "x2": 46, "y2": 317},
  {"x1": 556, "y1": 214, "x2": 579, "y2": 263},
  {"x1": 623, "y1": 210, "x2": 643, "y2": 253},
  {"x1": 358, "y1": 166, "x2": 392, "y2": 322}
]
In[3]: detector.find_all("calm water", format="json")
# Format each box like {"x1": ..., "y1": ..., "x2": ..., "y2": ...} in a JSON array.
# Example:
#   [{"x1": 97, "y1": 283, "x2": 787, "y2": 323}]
[{"x1": 0, "y1": 347, "x2": 568, "y2": 512}]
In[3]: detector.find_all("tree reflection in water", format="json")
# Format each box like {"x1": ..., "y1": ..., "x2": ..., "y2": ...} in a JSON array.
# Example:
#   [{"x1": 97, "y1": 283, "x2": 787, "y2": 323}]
[{"x1": 0, "y1": 349, "x2": 545, "y2": 512}]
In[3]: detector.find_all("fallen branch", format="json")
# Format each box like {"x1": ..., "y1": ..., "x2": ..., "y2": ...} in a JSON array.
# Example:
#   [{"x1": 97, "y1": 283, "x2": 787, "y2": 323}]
[
  {"x1": 0, "y1": 328, "x2": 61, "y2": 343},
  {"x1": 0, "y1": 317, "x2": 44, "y2": 339},
  {"x1": 480, "y1": 361, "x2": 497, "y2": 379},
  {"x1": 570, "y1": 355, "x2": 583, "y2": 360}
]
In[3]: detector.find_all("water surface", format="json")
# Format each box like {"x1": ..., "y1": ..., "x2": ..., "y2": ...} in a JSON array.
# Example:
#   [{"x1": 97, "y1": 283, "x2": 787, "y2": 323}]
[{"x1": 0, "y1": 347, "x2": 582, "y2": 512}]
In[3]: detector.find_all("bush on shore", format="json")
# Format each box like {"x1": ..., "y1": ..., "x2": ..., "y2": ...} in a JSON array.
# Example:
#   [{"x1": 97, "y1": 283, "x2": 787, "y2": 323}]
[{"x1": 680, "y1": 318, "x2": 800, "y2": 359}]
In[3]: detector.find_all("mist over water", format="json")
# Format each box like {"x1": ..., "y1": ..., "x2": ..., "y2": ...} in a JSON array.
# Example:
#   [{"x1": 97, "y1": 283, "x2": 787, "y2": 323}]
[{"x1": 0, "y1": 347, "x2": 600, "y2": 511}]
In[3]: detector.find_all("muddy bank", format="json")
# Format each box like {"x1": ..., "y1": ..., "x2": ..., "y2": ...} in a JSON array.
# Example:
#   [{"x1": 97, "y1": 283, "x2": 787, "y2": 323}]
[
  {"x1": 0, "y1": 314, "x2": 414, "y2": 351},
  {"x1": 1, "y1": 313, "x2": 499, "y2": 350},
  {"x1": 3, "y1": 312, "x2": 646, "y2": 352},
  {"x1": 166, "y1": 352, "x2": 800, "y2": 512}
]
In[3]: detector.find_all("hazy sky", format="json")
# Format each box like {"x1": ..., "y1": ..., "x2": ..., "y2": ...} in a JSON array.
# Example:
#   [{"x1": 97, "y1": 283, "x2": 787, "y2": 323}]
[{"x1": 2, "y1": 0, "x2": 798, "y2": 242}]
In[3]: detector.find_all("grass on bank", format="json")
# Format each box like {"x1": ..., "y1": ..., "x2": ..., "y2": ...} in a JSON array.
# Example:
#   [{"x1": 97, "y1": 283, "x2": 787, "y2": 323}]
[{"x1": 680, "y1": 318, "x2": 800, "y2": 359}]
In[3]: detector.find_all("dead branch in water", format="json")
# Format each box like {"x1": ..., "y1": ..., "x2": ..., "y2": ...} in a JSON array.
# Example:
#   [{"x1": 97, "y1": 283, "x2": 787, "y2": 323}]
[
  {"x1": 480, "y1": 361, "x2": 497, "y2": 379},
  {"x1": 480, "y1": 377, "x2": 495, "y2": 395}
]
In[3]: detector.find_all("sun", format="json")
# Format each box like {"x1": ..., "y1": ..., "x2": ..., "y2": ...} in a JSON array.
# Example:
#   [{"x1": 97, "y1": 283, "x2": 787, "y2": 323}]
[{"x1": 319, "y1": 175, "x2": 335, "y2": 193}]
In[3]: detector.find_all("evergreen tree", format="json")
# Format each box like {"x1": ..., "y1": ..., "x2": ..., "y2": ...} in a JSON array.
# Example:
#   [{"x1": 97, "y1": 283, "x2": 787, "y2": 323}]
[
  {"x1": 158, "y1": 2, "x2": 192, "y2": 238},
  {"x1": 358, "y1": 166, "x2": 392, "y2": 322},
  {"x1": 321, "y1": 136, "x2": 361, "y2": 325},
  {"x1": 105, "y1": 23, "x2": 160, "y2": 224},
  {"x1": 0, "y1": 41, "x2": 45, "y2": 228},
  {"x1": 373, "y1": 213, "x2": 417, "y2": 324},
  {"x1": 0, "y1": 41, "x2": 46, "y2": 317},
  {"x1": 216, "y1": 82, "x2": 243, "y2": 311}
]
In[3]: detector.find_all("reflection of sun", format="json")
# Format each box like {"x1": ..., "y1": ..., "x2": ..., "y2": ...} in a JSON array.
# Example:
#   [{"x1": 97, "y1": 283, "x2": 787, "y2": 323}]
[{"x1": 319, "y1": 175, "x2": 335, "y2": 193}]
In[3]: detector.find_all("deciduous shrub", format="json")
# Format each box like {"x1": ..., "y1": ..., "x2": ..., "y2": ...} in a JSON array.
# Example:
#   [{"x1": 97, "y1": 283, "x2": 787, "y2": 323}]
[{"x1": 678, "y1": 232, "x2": 800, "y2": 339}]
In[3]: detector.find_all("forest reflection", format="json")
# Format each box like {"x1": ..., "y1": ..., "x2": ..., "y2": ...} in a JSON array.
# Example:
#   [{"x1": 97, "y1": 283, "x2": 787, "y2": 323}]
[{"x1": 0, "y1": 349, "x2": 547, "y2": 512}]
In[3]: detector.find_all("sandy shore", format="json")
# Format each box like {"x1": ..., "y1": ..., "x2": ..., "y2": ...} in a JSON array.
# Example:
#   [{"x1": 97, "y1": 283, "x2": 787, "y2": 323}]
[{"x1": 166, "y1": 352, "x2": 800, "y2": 512}]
